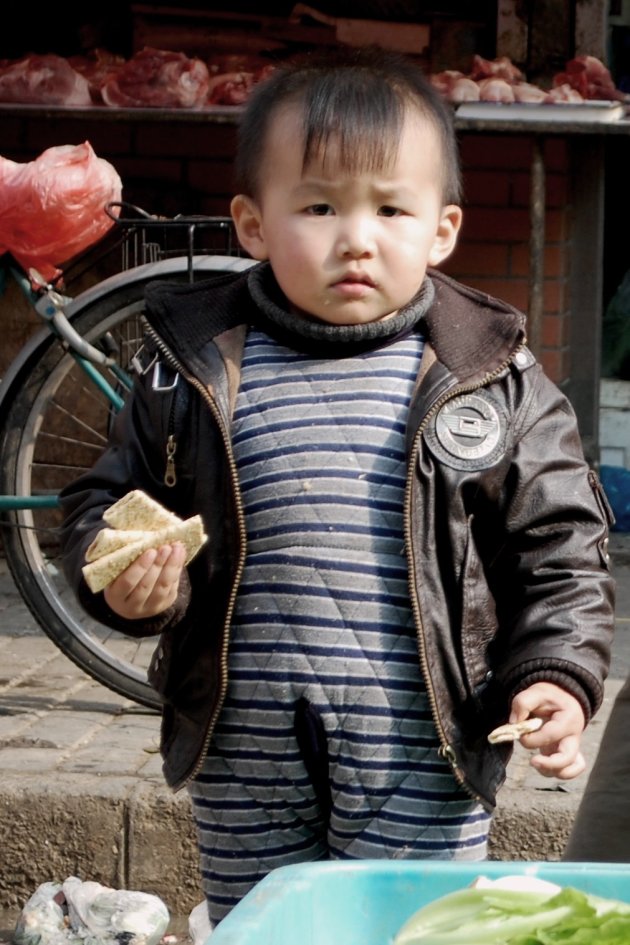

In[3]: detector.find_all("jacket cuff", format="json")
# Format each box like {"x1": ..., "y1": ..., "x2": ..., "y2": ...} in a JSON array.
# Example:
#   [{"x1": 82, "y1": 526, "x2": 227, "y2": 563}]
[
  {"x1": 506, "y1": 668, "x2": 597, "y2": 726},
  {"x1": 77, "y1": 569, "x2": 192, "y2": 638}
]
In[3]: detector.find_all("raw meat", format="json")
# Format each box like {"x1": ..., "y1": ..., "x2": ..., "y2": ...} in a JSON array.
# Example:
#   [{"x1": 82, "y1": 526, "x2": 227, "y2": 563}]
[
  {"x1": 512, "y1": 82, "x2": 549, "y2": 103},
  {"x1": 430, "y1": 71, "x2": 480, "y2": 102},
  {"x1": 0, "y1": 54, "x2": 91, "y2": 106},
  {"x1": 429, "y1": 70, "x2": 465, "y2": 97},
  {"x1": 207, "y1": 71, "x2": 255, "y2": 105},
  {"x1": 449, "y1": 76, "x2": 481, "y2": 103},
  {"x1": 477, "y1": 77, "x2": 516, "y2": 103},
  {"x1": 553, "y1": 55, "x2": 625, "y2": 101},
  {"x1": 429, "y1": 53, "x2": 625, "y2": 106},
  {"x1": 546, "y1": 82, "x2": 584, "y2": 103},
  {"x1": 206, "y1": 60, "x2": 276, "y2": 105},
  {"x1": 101, "y1": 47, "x2": 210, "y2": 108},
  {"x1": 68, "y1": 49, "x2": 127, "y2": 104},
  {"x1": 470, "y1": 54, "x2": 524, "y2": 84}
]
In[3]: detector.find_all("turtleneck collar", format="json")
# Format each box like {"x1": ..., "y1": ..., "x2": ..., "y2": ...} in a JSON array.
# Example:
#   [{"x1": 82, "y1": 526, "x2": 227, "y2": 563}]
[{"x1": 247, "y1": 262, "x2": 433, "y2": 357}]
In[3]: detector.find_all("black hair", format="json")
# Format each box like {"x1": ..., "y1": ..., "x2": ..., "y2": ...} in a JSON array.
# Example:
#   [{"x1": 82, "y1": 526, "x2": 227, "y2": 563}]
[{"x1": 233, "y1": 45, "x2": 462, "y2": 205}]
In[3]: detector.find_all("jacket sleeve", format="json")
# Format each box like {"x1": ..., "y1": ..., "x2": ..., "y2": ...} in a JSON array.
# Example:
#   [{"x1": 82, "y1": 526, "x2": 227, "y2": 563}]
[
  {"x1": 58, "y1": 358, "x2": 192, "y2": 639},
  {"x1": 489, "y1": 363, "x2": 615, "y2": 722}
]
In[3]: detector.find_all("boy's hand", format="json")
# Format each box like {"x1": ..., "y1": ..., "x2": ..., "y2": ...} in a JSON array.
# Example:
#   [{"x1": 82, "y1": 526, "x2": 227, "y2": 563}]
[
  {"x1": 102, "y1": 542, "x2": 186, "y2": 620},
  {"x1": 509, "y1": 682, "x2": 587, "y2": 780}
]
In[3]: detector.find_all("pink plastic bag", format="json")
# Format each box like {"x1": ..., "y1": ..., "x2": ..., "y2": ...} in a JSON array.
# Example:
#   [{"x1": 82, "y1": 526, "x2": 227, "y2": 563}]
[{"x1": 0, "y1": 141, "x2": 122, "y2": 282}]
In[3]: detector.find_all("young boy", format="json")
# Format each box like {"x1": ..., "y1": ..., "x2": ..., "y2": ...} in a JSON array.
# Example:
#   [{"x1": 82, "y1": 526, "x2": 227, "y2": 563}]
[{"x1": 60, "y1": 46, "x2": 615, "y2": 925}]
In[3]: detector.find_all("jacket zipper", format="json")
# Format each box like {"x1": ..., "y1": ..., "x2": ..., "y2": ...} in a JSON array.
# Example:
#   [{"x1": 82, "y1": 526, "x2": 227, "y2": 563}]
[
  {"x1": 403, "y1": 342, "x2": 527, "y2": 806},
  {"x1": 144, "y1": 325, "x2": 248, "y2": 788},
  {"x1": 164, "y1": 382, "x2": 178, "y2": 487},
  {"x1": 164, "y1": 435, "x2": 177, "y2": 487}
]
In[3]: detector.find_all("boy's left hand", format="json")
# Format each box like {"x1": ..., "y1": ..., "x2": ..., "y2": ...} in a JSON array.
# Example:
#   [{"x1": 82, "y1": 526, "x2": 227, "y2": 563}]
[{"x1": 509, "y1": 682, "x2": 587, "y2": 780}]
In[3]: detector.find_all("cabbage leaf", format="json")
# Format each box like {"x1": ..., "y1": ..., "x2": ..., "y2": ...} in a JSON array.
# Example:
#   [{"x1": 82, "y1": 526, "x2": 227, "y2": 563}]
[{"x1": 393, "y1": 881, "x2": 630, "y2": 945}]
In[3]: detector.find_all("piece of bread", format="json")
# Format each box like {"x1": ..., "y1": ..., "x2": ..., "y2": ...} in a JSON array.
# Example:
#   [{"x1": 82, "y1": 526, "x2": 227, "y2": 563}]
[
  {"x1": 81, "y1": 490, "x2": 207, "y2": 594},
  {"x1": 85, "y1": 528, "x2": 154, "y2": 562},
  {"x1": 103, "y1": 489, "x2": 180, "y2": 530},
  {"x1": 487, "y1": 717, "x2": 543, "y2": 744}
]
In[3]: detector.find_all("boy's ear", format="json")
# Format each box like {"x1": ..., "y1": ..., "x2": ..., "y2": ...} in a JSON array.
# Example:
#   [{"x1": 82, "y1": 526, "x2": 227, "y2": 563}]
[
  {"x1": 428, "y1": 204, "x2": 463, "y2": 267},
  {"x1": 230, "y1": 194, "x2": 268, "y2": 260}
]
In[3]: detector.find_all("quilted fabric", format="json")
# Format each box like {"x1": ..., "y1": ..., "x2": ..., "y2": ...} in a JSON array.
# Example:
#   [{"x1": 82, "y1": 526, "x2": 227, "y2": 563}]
[{"x1": 189, "y1": 326, "x2": 490, "y2": 923}]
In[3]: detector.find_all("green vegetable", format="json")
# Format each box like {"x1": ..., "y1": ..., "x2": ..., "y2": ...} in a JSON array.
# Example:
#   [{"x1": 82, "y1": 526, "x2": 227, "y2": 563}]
[{"x1": 393, "y1": 880, "x2": 630, "y2": 945}]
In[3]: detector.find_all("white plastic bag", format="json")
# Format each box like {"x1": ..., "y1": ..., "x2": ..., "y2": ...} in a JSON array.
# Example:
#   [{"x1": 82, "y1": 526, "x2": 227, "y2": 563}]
[
  {"x1": 187, "y1": 900, "x2": 212, "y2": 945},
  {"x1": 13, "y1": 876, "x2": 170, "y2": 945}
]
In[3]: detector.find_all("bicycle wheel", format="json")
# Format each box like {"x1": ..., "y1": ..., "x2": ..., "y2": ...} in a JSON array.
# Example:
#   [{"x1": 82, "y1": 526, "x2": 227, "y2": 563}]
[{"x1": 0, "y1": 255, "x2": 254, "y2": 710}]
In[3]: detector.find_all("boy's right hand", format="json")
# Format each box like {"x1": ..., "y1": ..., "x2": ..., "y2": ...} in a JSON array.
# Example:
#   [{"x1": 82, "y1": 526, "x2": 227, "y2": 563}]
[{"x1": 103, "y1": 542, "x2": 186, "y2": 620}]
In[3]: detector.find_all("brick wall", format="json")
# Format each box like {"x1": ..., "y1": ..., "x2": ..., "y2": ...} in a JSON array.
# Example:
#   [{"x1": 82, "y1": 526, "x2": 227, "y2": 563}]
[
  {"x1": 442, "y1": 135, "x2": 572, "y2": 385},
  {"x1": 1, "y1": 113, "x2": 573, "y2": 385}
]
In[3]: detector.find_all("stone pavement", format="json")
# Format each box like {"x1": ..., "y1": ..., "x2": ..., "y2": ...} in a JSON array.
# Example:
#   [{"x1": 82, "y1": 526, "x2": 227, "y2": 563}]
[{"x1": 1, "y1": 536, "x2": 630, "y2": 937}]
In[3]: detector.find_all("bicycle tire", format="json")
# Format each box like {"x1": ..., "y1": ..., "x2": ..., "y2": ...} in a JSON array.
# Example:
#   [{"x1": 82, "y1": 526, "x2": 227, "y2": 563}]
[{"x1": 0, "y1": 255, "x2": 254, "y2": 710}]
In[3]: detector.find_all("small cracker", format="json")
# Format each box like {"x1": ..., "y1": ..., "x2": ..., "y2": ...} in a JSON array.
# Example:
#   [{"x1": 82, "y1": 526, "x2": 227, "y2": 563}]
[
  {"x1": 82, "y1": 515, "x2": 207, "y2": 593},
  {"x1": 85, "y1": 528, "x2": 153, "y2": 563},
  {"x1": 103, "y1": 490, "x2": 180, "y2": 531},
  {"x1": 487, "y1": 717, "x2": 543, "y2": 745}
]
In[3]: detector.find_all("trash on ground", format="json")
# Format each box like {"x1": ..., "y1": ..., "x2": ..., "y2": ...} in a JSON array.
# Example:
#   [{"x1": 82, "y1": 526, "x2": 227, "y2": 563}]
[
  {"x1": 187, "y1": 901, "x2": 212, "y2": 945},
  {"x1": 12, "y1": 876, "x2": 170, "y2": 945}
]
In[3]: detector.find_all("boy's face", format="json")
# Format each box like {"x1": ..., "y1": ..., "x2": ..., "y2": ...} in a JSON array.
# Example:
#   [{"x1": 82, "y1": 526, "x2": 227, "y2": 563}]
[{"x1": 231, "y1": 104, "x2": 462, "y2": 326}]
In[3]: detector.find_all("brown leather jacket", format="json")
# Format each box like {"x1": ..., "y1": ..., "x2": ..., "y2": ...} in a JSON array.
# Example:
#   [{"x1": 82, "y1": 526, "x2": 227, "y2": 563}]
[{"x1": 59, "y1": 265, "x2": 615, "y2": 810}]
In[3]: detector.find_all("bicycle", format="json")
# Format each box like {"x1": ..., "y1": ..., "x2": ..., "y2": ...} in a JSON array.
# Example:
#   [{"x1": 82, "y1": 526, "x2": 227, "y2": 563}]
[{"x1": 0, "y1": 202, "x2": 255, "y2": 710}]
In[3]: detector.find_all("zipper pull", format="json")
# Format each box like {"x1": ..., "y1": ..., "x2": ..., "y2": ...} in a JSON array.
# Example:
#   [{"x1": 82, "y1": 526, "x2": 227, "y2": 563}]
[
  {"x1": 438, "y1": 743, "x2": 459, "y2": 770},
  {"x1": 164, "y1": 435, "x2": 177, "y2": 487}
]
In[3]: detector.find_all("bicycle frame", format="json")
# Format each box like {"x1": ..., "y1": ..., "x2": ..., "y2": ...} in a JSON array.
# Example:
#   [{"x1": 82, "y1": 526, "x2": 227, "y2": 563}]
[
  {"x1": 0, "y1": 251, "x2": 255, "y2": 513},
  {"x1": 0, "y1": 204, "x2": 253, "y2": 708},
  {"x1": 0, "y1": 266, "x2": 133, "y2": 511}
]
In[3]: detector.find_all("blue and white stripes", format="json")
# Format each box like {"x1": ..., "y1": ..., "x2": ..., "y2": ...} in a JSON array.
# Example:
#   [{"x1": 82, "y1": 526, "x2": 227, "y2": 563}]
[{"x1": 188, "y1": 327, "x2": 490, "y2": 924}]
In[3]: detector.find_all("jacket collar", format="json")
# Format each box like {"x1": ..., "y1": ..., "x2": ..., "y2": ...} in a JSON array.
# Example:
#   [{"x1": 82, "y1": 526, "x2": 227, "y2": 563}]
[
  {"x1": 424, "y1": 268, "x2": 527, "y2": 384},
  {"x1": 144, "y1": 262, "x2": 527, "y2": 386}
]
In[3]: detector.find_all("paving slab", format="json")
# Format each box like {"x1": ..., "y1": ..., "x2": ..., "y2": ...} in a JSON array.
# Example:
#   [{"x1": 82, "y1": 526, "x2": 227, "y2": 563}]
[{"x1": 1, "y1": 534, "x2": 629, "y2": 934}]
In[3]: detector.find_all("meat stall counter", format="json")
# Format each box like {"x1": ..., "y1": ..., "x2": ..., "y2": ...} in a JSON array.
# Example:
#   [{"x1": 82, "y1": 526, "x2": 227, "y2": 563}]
[{"x1": 1, "y1": 0, "x2": 629, "y2": 459}]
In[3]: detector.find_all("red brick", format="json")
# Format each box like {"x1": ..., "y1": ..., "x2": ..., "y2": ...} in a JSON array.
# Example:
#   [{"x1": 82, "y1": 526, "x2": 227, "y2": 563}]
[
  {"x1": 460, "y1": 134, "x2": 533, "y2": 170},
  {"x1": 542, "y1": 313, "x2": 570, "y2": 348},
  {"x1": 540, "y1": 347, "x2": 570, "y2": 385},
  {"x1": 544, "y1": 208, "x2": 568, "y2": 241},
  {"x1": 196, "y1": 194, "x2": 233, "y2": 215},
  {"x1": 511, "y1": 244, "x2": 568, "y2": 279},
  {"x1": 541, "y1": 172, "x2": 570, "y2": 208},
  {"x1": 444, "y1": 240, "x2": 510, "y2": 277},
  {"x1": 24, "y1": 118, "x2": 133, "y2": 155},
  {"x1": 463, "y1": 207, "x2": 530, "y2": 242},
  {"x1": 114, "y1": 156, "x2": 184, "y2": 185},
  {"x1": 542, "y1": 139, "x2": 570, "y2": 172},
  {"x1": 543, "y1": 279, "x2": 568, "y2": 315},
  {"x1": 136, "y1": 121, "x2": 237, "y2": 158},
  {"x1": 462, "y1": 170, "x2": 510, "y2": 206},
  {"x1": 457, "y1": 277, "x2": 529, "y2": 311},
  {"x1": 511, "y1": 171, "x2": 570, "y2": 209},
  {"x1": 0, "y1": 116, "x2": 26, "y2": 150},
  {"x1": 188, "y1": 159, "x2": 235, "y2": 194}
]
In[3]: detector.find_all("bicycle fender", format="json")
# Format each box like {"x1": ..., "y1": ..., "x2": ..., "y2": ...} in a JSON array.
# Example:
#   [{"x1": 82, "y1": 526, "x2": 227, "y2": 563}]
[
  {"x1": 63, "y1": 254, "x2": 255, "y2": 320},
  {"x1": 0, "y1": 255, "x2": 255, "y2": 430},
  {"x1": 0, "y1": 324, "x2": 55, "y2": 430}
]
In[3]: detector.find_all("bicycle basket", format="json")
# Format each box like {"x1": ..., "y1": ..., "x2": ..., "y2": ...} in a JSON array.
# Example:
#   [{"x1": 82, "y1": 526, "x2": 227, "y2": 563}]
[{"x1": 105, "y1": 201, "x2": 244, "y2": 273}]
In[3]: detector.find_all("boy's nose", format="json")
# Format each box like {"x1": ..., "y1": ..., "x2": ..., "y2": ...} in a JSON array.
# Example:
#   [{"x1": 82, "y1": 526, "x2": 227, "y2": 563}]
[{"x1": 335, "y1": 217, "x2": 376, "y2": 258}]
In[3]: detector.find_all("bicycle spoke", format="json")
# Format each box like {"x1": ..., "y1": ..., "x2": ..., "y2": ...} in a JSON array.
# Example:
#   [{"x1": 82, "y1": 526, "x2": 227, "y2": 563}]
[
  {"x1": 45, "y1": 400, "x2": 111, "y2": 443},
  {"x1": 1, "y1": 257, "x2": 249, "y2": 708}
]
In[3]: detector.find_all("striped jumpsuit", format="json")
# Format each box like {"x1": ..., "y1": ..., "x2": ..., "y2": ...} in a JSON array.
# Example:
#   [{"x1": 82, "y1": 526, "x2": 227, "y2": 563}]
[{"x1": 187, "y1": 284, "x2": 490, "y2": 924}]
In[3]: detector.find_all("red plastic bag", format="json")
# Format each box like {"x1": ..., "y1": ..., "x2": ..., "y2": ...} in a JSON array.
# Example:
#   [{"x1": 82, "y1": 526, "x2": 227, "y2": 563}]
[{"x1": 0, "y1": 141, "x2": 122, "y2": 282}]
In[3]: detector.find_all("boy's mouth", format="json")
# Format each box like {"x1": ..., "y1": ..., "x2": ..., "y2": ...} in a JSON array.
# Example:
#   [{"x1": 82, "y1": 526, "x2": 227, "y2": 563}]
[{"x1": 332, "y1": 272, "x2": 377, "y2": 296}]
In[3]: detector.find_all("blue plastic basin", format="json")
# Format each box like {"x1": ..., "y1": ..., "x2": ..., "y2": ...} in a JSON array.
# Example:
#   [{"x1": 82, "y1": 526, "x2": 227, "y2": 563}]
[{"x1": 208, "y1": 859, "x2": 630, "y2": 945}]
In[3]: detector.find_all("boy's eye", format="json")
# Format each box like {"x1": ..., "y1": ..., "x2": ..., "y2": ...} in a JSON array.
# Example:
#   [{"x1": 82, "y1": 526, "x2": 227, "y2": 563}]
[
  {"x1": 378, "y1": 205, "x2": 403, "y2": 217},
  {"x1": 306, "y1": 204, "x2": 334, "y2": 216}
]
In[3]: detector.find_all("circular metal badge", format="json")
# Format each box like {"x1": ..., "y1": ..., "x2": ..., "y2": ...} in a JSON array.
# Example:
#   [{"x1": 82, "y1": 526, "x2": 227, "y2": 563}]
[{"x1": 427, "y1": 392, "x2": 507, "y2": 471}]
